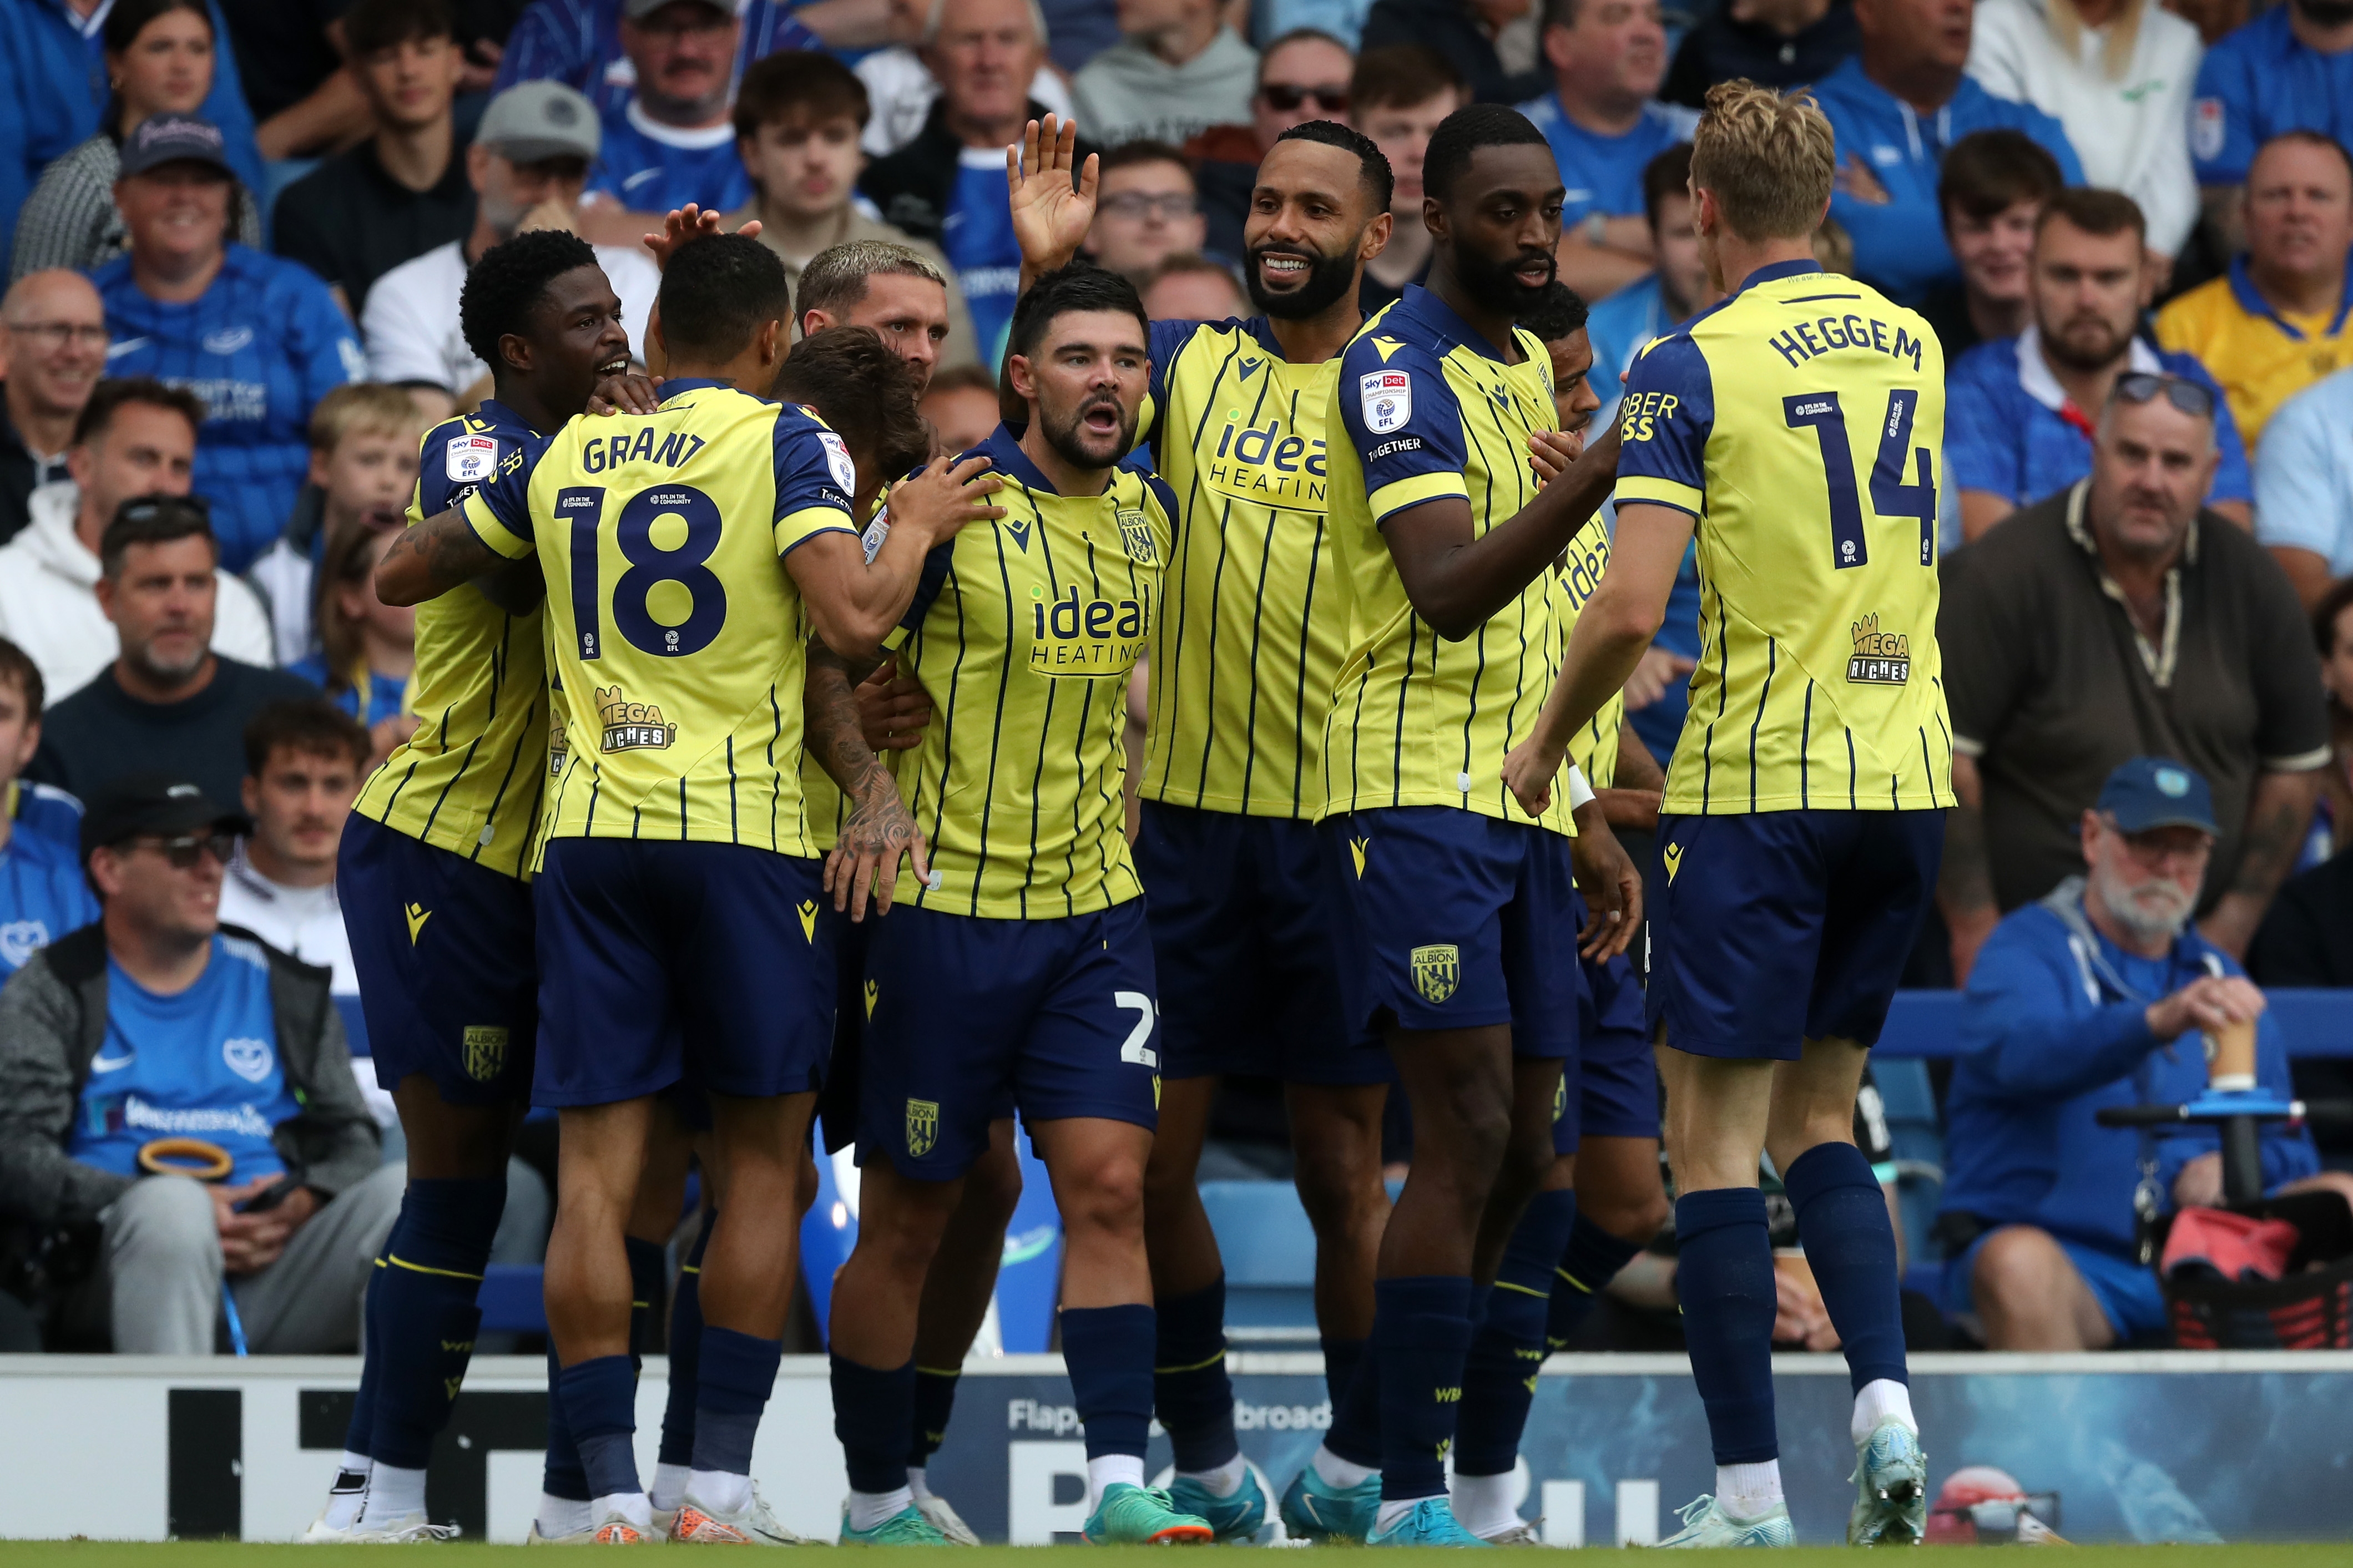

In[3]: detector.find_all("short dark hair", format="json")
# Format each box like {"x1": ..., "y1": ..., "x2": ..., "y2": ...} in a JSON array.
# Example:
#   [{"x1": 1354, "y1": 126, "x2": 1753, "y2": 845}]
[
  {"x1": 1099, "y1": 139, "x2": 1193, "y2": 184},
  {"x1": 1275, "y1": 118, "x2": 1394, "y2": 213},
  {"x1": 460, "y1": 228, "x2": 602, "y2": 368},
  {"x1": 343, "y1": 0, "x2": 453, "y2": 57},
  {"x1": 1641, "y1": 141, "x2": 1694, "y2": 231},
  {"x1": 103, "y1": 0, "x2": 211, "y2": 58},
  {"x1": 98, "y1": 494, "x2": 215, "y2": 579},
  {"x1": 0, "y1": 636, "x2": 44, "y2": 722},
  {"x1": 1518, "y1": 280, "x2": 1589, "y2": 344},
  {"x1": 1938, "y1": 129, "x2": 2065, "y2": 229},
  {"x1": 1423, "y1": 103, "x2": 1551, "y2": 205},
  {"x1": 1007, "y1": 263, "x2": 1150, "y2": 365},
  {"x1": 733, "y1": 49, "x2": 871, "y2": 140},
  {"x1": 244, "y1": 697, "x2": 370, "y2": 778},
  {"x1": 923, "y1": 363, "x2": 999, "y2": 399},
  {"x1": 1349, "y1": 44, "x2": 1463, "y2": 117},
  {"x1": 2315, "y1": 575, "x2": 2353, "y2": 662},
  {"x1": 73, "y1": 377, "x2": 204, "y2": 450},
  {"x1": 2037, "y1": 185, "x2": 2147, "y2": 247},
  {"x1": 655, "y1": 233, "x2": 792, "y2": 362},
  {"x1": 773, "y1": 326, "x2": 930, "y2": 485}
]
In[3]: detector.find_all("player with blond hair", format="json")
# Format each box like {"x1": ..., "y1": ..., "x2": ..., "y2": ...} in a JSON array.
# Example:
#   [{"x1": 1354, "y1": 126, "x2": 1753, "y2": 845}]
[{"x1": 1506, "y1": 80, "x2": 1949, "y2": 1547}]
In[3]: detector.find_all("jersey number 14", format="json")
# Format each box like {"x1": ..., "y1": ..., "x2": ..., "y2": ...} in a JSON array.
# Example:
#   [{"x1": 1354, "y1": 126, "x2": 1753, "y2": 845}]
[{"x1": 1782, "y1": 390, "x2": 1936, "y2": 569}]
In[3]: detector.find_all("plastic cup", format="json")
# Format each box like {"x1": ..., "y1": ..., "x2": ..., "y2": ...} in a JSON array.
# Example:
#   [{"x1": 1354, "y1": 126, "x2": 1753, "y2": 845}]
[{"x1": 2206, "y1": 1014, "x2": 2257, "y2": 1092}]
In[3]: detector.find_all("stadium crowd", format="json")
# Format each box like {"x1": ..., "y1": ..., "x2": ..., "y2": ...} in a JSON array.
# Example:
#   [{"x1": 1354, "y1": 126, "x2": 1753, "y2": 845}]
[{"x1": 0, "y1": 0, "x2": 2347, "y2": 1400}]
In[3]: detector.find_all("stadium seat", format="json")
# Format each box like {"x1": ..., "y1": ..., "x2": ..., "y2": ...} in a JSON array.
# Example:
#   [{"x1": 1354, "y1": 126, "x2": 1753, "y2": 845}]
[{"x1": 478, "y1": 1263, "x2": 548, "y2": 1334}]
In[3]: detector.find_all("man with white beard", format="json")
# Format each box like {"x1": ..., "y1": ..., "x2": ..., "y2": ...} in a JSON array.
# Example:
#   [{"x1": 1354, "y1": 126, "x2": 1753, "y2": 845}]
[{"x1": 1935, "y1": 757, "x2": 2353, "y2": 1350}]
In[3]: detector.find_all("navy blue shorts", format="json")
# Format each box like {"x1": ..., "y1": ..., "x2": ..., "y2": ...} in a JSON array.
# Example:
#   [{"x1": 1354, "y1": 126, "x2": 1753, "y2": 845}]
[
  {"x1": 1321, "y1": 807, "x2": 1579, "y2": 1058},
  {"x1": 533, "y1": 838, "x2": 835, "y2": 1106},
  {"x1": 817, "y1": 909, "x2": 873, "y2": 1155},
  {"x1": 338, "y1": 812, "x2": 537, "y2": 1105},
  {"x1": 1133, "y1": 801, "x2": 1385, "y2": 1085},
  {"x1": 859, "y1": 899, "x2": 1159, "y2": 1180},
  {"x1": 1553, "y1": 917, "x2": 1659, "y2": 1155},
  {"x1": 1647, "y1": 810, "x2": 1943, "y2": 1061}
]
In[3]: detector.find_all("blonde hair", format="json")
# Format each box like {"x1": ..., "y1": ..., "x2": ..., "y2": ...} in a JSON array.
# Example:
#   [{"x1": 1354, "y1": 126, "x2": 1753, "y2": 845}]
[
  {"x1": 307, "y1": 382, "x2": 423, "y2": 455},
  {"x1": 2047, "y1": 0, "x2": 2143, "y2": 82},
  {"x1": 1690, "y1": 80, "x2": 1836, "y2": 243}
]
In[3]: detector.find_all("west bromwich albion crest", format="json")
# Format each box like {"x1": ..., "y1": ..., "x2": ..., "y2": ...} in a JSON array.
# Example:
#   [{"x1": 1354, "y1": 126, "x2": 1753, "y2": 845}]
[
  {"x1": 1117, "y1": 507, "x2": 1158, "y2": 564},
  {"x1": 906, "y1": 1097, "x2": 940, "y2": 1157},
  {"x1": 463, "y1": 1025, "x2": 509, "y2": 1083},
  {"x1": 1410, "y1": 943, "x2": 1460, "y2": 1004}
]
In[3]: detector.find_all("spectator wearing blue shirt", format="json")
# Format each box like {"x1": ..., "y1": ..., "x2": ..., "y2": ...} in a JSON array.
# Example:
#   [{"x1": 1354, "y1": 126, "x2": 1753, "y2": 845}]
[
  {"x1": 579, "y1": 0, "x2": 755, "y2": 244},
  {"x1": 1948, "y1": 188, "x2": 2252, "y2": 544},
  {"x1": 1516, "y1": 0, "x2": 1698, "y2": 303},
  {"x1": 0, "y1": 772, "x2": 393, "y2": 1355},
  {"x1": 0, "y1": 639, "x2": 99, "y2": 979},
  {"x1": 492, "y1": 0, "x2": 818, "y2": 118},
  {"x1": 0, "y1": 0, "x2": 264, "y2": 265},
  {"x1": 92, "y1": 117, "x2": 361, "y2": 573},
  {"x1": 1806, "y1": 0, "x2": 2081, "y2": 306},
  {"x1": 2256, "y1": 365, "x2": 2353, "y2": 612},
  {"x1": 2189, "y1": 0, "x2": 2353, "y2": 254},
  {"x1": 1939, "y1": 759, "x2": 2353, "y2": 1349}
]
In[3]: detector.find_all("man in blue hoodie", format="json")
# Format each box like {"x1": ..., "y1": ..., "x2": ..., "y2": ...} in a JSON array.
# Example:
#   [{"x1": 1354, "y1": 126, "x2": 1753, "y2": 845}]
[
  {"x1": 1940, "y1": 758, "x2": 2353, "y2": 1350},
  {"x1": 1806, "y1": 0, "x2": 2079, "y2": 305}
]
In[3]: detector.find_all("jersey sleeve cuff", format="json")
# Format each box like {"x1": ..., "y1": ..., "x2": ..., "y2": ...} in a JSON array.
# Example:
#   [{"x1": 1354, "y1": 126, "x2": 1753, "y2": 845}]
[
  {"x1": 775, "y1": 506, "x2": 858, "y2": 557},
  {"x1": 2261, "y1": 746, "x2": 2334, "y2": 772},
  {"x1": 1369, "y1": 472, "x2": 1470, "y2": 525},
  {"x1": 1614, "y1": 476, "x2": 1703, "y2": 516},
  {"x1": 461, "y1": 493, "x2": 534, "y2": 559}
]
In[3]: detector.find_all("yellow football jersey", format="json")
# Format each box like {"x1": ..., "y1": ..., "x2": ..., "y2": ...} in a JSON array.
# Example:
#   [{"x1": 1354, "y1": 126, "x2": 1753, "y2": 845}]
[
  {"x1": 1614, "y1": 259, "x2": 1953, "y2": 813},
  {"x1": 354, "y1": 403, "x2": 548, "y2": 878},
  {"x1": 881, "y1": 427, "x2": 1175, "y2": 918},
  {"x1": 2154, "y1": 262, "x2": 2353, "y2": 449},
  {"x1": 462, "y1": 378, "x2": 859, "y2": 852},
  {"x1": 1133, "y1": 318, "x2": 1346, "y2": 818},
  {"x1": 1548, "y1": 523, "x2": 1624, "y2": 790},
  {"x1": 1320, "y1": 284, "x2": 1576, "y2": 835}
]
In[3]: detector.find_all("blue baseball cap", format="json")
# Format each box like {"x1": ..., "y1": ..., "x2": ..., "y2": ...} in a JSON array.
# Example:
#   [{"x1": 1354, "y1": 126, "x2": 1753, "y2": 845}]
[{"x1": 2097, "y1": 757, "x2": 2217, "y2": 835}]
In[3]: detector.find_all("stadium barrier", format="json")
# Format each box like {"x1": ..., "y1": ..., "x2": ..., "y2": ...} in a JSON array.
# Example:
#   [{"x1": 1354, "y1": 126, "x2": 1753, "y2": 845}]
[{"x1": 3, "y1": 1349, "x2": 2348, "y2": 1544}]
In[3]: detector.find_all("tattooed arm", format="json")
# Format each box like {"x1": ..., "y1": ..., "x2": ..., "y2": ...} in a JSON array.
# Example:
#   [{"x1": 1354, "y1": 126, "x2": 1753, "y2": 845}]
[
  {"x1": 806, "y1": 640, "x2": 931, "y2": 921},
  {"x1": 375, "y1": 507, "x2": 516, "y2": 606},
  {"x1": 2200, "y1": 768, "x2": 2321, "y2": 960}
]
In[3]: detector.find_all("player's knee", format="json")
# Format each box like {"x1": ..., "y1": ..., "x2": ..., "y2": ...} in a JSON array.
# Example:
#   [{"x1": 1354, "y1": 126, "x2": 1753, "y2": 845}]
[
  {"x1": 1293, "y1": 1144, "x2": 1383, "y2": 1232},
  {"x1": 1057, "y1": 1151, "x2": 1147, "y2": 1238},
  {"x1": 1586, "y1": 1185, "x2": 1672, "y2": 1245}
]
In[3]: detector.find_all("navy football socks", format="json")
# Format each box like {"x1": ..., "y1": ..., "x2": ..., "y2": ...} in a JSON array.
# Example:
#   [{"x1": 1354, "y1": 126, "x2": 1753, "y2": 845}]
[
  {"x1": 1544, "y1": 1212, "x2": 1647, "y2": 1350},
  {"x1": 1783, "y1": 1142, "x2": 1908, "y2": 1393},
  {"x1": 833, "y1": 1354, "x2": 917, "y2": 1495},
  {"x1": 1322, "y1": 1333, "x2": 1383, "y2": 1470},
  {"x1": 558, "y1": 1355, "x2": 644, "y2": 1500},
  {"x1": 1455, "y1": 1188, "x2": 1577, "y2": 1477},
  {"x1": 1061, "y1": 1303, "x2": 1155, "y2": 1460},
  {"x1": 691, "y1": 1326, "x2": 781, "y2": 1484},
  {"x1": 1372, "y1": 1276, "x2": 1474, "y2": 1503},
  {"x1": 659, "y1": 1210, "x2": 716, "y2": 1469},
  {"x1": 909, "y1": 1365, "x2": 962, "y2": 1469},
  {"x1": 1154, "y1": 1277, "x2": 1240, "y2": 1473},
  {"x1": 365, "y1": 1177, "x2": 506, "y2": 1469},
  {"x1": 1674, "y1": 1188, "x2": 1780, "y2": 1464}
]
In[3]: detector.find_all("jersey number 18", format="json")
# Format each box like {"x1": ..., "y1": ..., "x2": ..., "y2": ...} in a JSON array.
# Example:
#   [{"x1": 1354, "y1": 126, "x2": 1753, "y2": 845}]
[{"x1": 555, "y1": 484, "x2": 731, "y2": 660}]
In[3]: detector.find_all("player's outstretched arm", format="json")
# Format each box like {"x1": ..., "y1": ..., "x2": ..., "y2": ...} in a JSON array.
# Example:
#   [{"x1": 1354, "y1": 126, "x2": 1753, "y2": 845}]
[
  {"x1": 1383, "y1": 418, "x2": 1623, "y2": 641},
  {"x1": 1500, "y1": 499, "x2": 1694, "y2": 816},
  {"x1": 1008, "y1": 114, "x2": 1098, "y2": 292},
  {"x1": 375, "y1": 507, "x2": 512, "y2": 606},
  {"x1": 790, "y1": 454, "x2": 1006, "y2": 660},
  {"x1": 806, "y1": 642, "x2": 930, "y2": 922}
]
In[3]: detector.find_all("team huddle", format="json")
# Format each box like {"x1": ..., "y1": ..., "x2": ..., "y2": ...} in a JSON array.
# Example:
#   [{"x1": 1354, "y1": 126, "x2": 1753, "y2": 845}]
[{"x1": 308, "y1": 77, "x2": 1950, "y2": 1550}]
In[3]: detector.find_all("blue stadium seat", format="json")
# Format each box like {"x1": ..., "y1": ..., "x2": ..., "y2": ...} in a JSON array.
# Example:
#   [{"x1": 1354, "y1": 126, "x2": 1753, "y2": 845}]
[
  {"x1": 1199, "y1": 1181, "x2": 1319, "y2": 1339},
  {"x1": 479, "y1": 1263, "x2": 548, "y2": 1334},
  {"x1": 1872, "y1": 1055, "x2": 1946, "y2": 1273}
]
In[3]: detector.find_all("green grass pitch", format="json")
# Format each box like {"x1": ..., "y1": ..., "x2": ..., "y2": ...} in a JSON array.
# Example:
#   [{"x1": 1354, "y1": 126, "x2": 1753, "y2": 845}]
[{"x1": 4, "y1": 1545, "x2": 2352, "y2": 1564}]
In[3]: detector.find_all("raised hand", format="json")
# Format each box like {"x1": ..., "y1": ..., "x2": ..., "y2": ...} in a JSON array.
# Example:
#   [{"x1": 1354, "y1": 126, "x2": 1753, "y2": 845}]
[
  {"x1": 641, "y1": 204, "x2": 761, "y2": 270},
  {"x1": 1007, "y1": 114, "x2": 1099, "y2": 276}
]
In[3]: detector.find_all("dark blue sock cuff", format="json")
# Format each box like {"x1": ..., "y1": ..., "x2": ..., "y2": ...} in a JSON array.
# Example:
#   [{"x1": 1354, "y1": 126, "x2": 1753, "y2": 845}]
[
  {"x1": 698, "y1": 1327, "x2": 783, "y2": 1417},
  {"x1": 558, "y1": 1355, "x2": 639, "y2": 1441},
  {"x1": 1374, "y1": 1274, "x2": 1475, "y2": 1339},
  {"x1": 624, "y1": 1237, "x2": 666, "y2": 1311},
  {"x1": 1498, "y1": 1189, "x2": 1580, "y2": 1291},
  {"x1": 1782, "y1": 1140, "x2": 1880, "y2": 1212},
  {"x1": 393, "y1": 1177, "x2": 506, "y2": 1268},
  {"x1": 1559, "y1": 1212, "x2": 1647, "y2": 1288},
  {"x1": 1153, "y1": 1276, "x2": 1226, "y2": 1362},
  {"x1": 1676, "y1": 1187, "x2": 1769, "y2": 1243}
]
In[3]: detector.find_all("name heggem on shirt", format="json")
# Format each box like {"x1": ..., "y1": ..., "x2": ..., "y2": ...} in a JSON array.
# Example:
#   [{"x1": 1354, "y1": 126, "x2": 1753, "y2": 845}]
[{"x1": 1768, "y1": 313, "x2": 1927, "y2": 372}]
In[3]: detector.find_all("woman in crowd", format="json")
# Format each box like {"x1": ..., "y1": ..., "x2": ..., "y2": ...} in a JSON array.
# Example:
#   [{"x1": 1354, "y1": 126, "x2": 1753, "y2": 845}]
[
  {"x1": 8, "y1": 0, "x2": 264, "y2": 279},
  {"x1": 292, "y1": 515, "x2": 417, "y2": 767}
]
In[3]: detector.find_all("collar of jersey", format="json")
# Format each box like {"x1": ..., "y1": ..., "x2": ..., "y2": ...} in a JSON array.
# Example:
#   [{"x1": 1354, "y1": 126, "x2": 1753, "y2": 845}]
[
  {"x1": 656, "y1": 377, "x2": 731, "y2": 403},
  {"x1": 2226, "y1": 252, "x2": 2353, "y2": 340},
  {"x1": 1734, "y1": 258, "x2": 1825, "y2": 296},
  {"x1": 976, "y1": 422, "x2": 1085, "y2": 497},
  {"x1": 1398, "y1": 282, "x2": 1524, "y2": 363},
  {"x1": 474, "y1": 397, "x2": 538, "y2": 438},
  {"x1": 624, "y1": 99, "x2": 738, "y2": 150}
]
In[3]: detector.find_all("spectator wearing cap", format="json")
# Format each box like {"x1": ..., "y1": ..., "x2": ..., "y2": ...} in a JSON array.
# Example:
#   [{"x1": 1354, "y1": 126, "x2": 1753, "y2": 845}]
[
  {"x1": 361, "y1": 81, "x2": 659, "y2": 424},
  {"x1": 8, "y1": 0, "x2": 266, "y2": 281},
  {"x1": 1186, "y1": 28, "x2": 1357, "y2": 261},
  {"x1": 2158, "y1": 132, "x2": 2353, "y2": 454},
  {"x1": 724, "y1": 50, "x2": 979, "y2": 370},
  {"x1": 854, "y1": 0, "x2": 1075, "y2": 159},
  {"x1": 28, "y1": 495, "x2": 315, "y2": 810},
  {"x1": 862, "y1": 0, "x2": 1092, "y2": 370},
  {"x1": 1073, "y1": 0, "x2": 1259, "y2": 149},
  {"x1": 0, "y1": 638, "x2": 100, "y2": 980},
  {"x1": 1965, "y1": 0, "x2": 2203, "y2": 263},
  {"x1": 2256, "y1": 366, "x2": 2353, "y2": 610},
  {"x1": 0, "y1": 272, "x2": 110, "y2": 547},
  {"x1": 1358, "y1": 0, "x2": 1547, "y2": 105},
  {"x1": 1348, "y1": 44, "x2": 1470, "y2": 316},
  {"x1": 2189, "y1": 0, "x2": 2353, "y2": 251},
  {"x1": 1085, "y1": 143, "x2": 1213, "y2": 288},
  {"x1": 1514, "y1": 0, "x2": 1696, "y2": 303},
  {"x1": 1807, "y1": 0, "x2": 2082, "y2": 305},
  {"x1": 0, "y1": 0, "x2": 265, "y2": 265},
  {"x1": 270, "y1": 0, "x2": 474, "y2": 319},
  {"x1": 577, "y1": 0, "x2": 755, "y2": 245},
  {"x1": 1938, "y1": 758, "x2": 2350, "y2": 1351},
  {"x1": 492, "y1": 0, "x2": 817, "y2": 119},
  {"x1": 0, "y1": 380, "x2": 271, "y2": 704},
  {"x1": 92, "y1": 115, "x2": 360, "y2": 574},
  {"x1": 1937, "y1": 371, "x2": 2331, "y2": 982},
  {"x1": 1915, "y1": 129, "x2": 2065, "y2": 365},
  {"x1": 1660, "y1": 0, "x2": 1860, "y2": 108},
  {"x1": 1947, "y1": 189, "x2": 2253, "y2": 544},
  {"x1": 0, "y1": 771, "x2": 395, "y2": 1354}
]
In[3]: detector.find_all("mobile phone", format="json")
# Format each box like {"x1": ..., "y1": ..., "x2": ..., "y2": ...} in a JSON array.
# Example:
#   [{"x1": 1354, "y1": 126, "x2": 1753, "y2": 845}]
[{"x1": 234, "y1": 1176, "x2": 299, "y2": 1213}]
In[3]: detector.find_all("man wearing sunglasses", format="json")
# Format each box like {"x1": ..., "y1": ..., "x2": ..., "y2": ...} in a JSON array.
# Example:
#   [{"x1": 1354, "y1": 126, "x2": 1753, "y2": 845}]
[
  {"x1": 1190, "y1": 29, "x2": 1359, "y2": 260},
  {"x1": 1940, "y1": 367, "x2": 2331, "y2": 980},
  {"x1": 0, "y1": 772, "x2": 393, "y2": 1354}
]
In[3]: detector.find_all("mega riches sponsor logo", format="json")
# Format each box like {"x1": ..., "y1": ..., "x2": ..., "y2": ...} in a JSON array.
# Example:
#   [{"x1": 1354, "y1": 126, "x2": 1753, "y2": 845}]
[
  {"x1": 1847, "y1": 613, "x2": 1912, "y2": 685},
  {"x1": 597, "y1": 686, "x2": 676, "y2": 751}
]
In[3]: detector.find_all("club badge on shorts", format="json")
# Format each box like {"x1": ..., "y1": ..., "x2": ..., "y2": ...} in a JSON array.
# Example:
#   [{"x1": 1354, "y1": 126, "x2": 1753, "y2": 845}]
[
  {"x1": 906, "y1": 1097, "x2": 940, "y2": 1157},
  {"x1": 1360, "y1": 368, "x2": 1412, "y2": 433},
  {"x1": 1410, "y1": 943, "x2": 1460, "y2": 1004},
  {"x1": 463, "y1": 1025, "x2": 509, "y2": 1083}
]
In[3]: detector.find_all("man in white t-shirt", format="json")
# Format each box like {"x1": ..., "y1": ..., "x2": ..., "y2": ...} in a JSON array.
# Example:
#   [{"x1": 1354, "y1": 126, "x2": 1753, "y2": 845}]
[
  {"x1": 855, "y1": 0, "x2": 1074, "y2": 156},
  {"x1": 361, "y1": 82, "x2": 659, "y2": 423}
]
